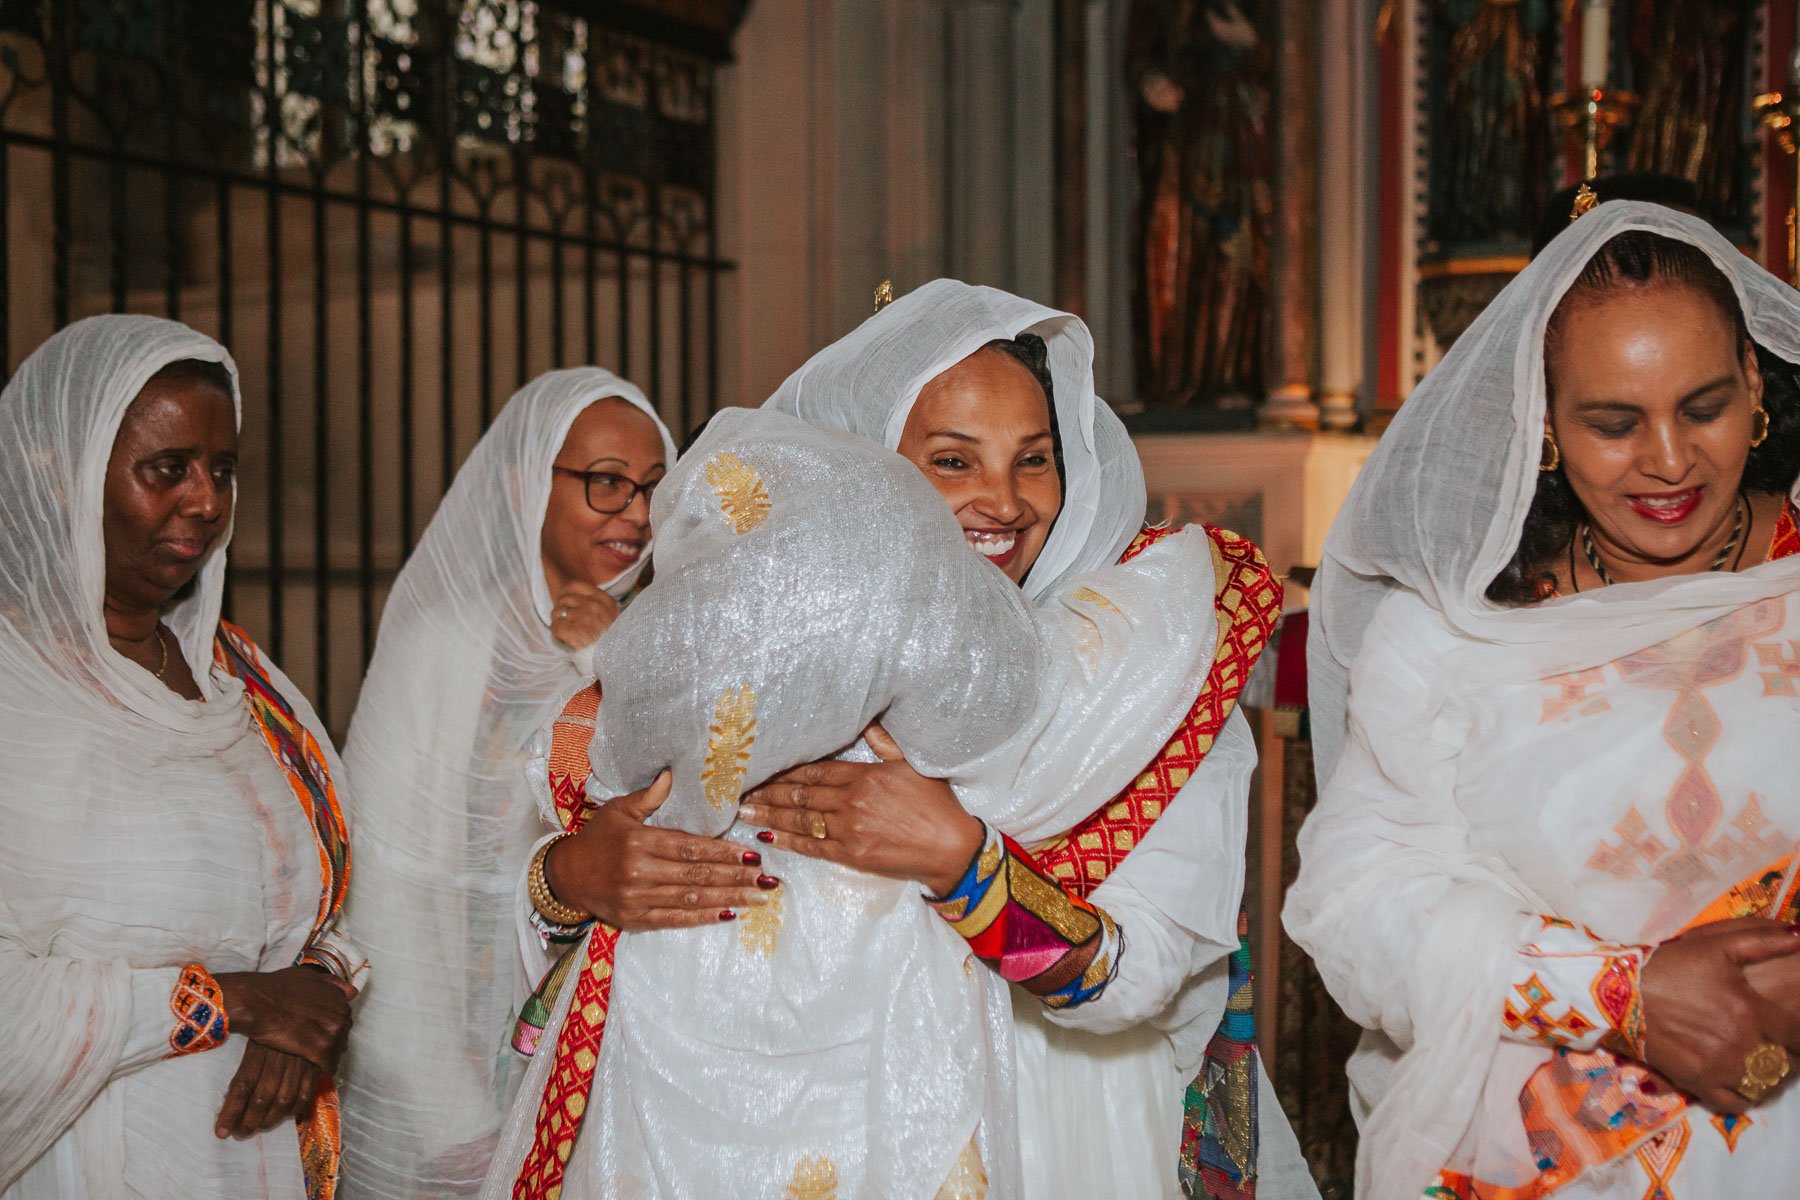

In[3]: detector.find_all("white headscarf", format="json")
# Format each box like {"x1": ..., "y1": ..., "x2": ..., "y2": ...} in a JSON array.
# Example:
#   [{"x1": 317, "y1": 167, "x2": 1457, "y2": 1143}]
[
  {"x1": 1309, "y1": 202, "x2": 1800, "y2": 782},
  {"x1": 0, "y1": 317, "x2": 353, "y2": 1196},
  {"x1": 1292, "y1": 203, "x2": 1800, "y2": 1197},
  {"x1": 764, "y1": 279, "x2": 1146, "y2": 599},
  {"x1": 338, "y1": 369, "x2": 675, "y2": 1199}
]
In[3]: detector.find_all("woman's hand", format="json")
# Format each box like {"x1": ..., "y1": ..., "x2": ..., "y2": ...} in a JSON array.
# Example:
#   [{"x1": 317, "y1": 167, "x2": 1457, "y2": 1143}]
[
  {"x1": 736, "y1": 724, "x2": 985, "y2": 898},
  {"x1": 1639, "y1": 918, "x2": 1800, "y2": 1113},
  {"x1": 549, "y1": 581, "x2": 620, "y2": 650},
  {"x1": 213, "y1": 965, "x2": 356, "y2": 1075},
  {"x1": 544, "y1": 770, "x2": 777, "y2": 931},
  {"x1": 214, "y1": 1041, "x2": 319, "y2": 1139}
]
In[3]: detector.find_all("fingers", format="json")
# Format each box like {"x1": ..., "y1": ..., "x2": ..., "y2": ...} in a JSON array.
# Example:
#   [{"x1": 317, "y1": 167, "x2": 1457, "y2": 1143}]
[
  {"x1": 737, "y1": 801, "x2": 835, "y2": 841},
  {"x1": 753, "y1": 761, "x2": 862, "y2": 792},
  {"x1": 1751, "y1": 992, "x2": 1800, "y2": 1054},
  {"x1": 1723, "y1": 924, "x2": 1800, "y2": 966},
  {"x1": 636, "y1": 906, "x2": 755, "y2": 930},
  {"x1": 645, "y1": 826, "x2": 761, "y2": 868},
  {"x1": 738, "y1": 827, "x2": 848, "y2": 868},
  {"x1": 295, "y1": 1062, "x2": 321, "y2": 1122},
  {"x1": 638, "y1": 885, "x2": 775, "y2": 913},
  {"x1": 216, "y1": 1047, "x2": 259, "y2": 1138},
  {"x1": 741, "y1": 777, "x2": 849, "y2": 815},
  {"x1": 629, "y1": 852, "x2": 766, "y2": 890},
  {"x1": 862, "y1": 722, "x2": 906, "y2": 763},
  {"x1": 612, "y1": 769, "x2": 672, "y2": 821},
  {"x1": 235, "y1": 1046, "x2": 282, "y2": 1137}
]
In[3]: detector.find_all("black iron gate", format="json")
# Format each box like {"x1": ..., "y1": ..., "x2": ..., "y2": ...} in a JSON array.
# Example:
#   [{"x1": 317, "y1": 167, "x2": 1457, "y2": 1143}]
[{"x1": 0, "y1": 0, "x2": 737, "y2": 731}]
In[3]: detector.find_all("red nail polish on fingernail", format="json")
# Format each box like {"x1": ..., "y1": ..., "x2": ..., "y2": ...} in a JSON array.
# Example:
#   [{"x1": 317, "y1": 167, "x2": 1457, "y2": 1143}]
[
  {"x1": 1640, "y1": 1078, "x2": 1659, "y2": 1094},
  {"x1": 757, "y1": 874, "x2": 780, "y2": 889},
  {"x1": 718, "y1": 909, "x2": 737, "y2": 921},
  {"x1": 742, "y1": 850, "x2": 762, "y2": 866},
  {"x1": 755, "y1": 830, "x2": 775, "y2": 843}
]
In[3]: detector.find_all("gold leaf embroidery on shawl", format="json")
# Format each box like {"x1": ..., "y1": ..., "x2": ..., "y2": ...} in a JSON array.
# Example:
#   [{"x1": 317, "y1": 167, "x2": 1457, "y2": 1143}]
[
  {"x1": 1072, "y1": 586, "x2": 1121, "y2": 615},
  {"x1": 784, "y1": 1154, "x2": 839, "y2": 1200},
  {"x1": 932, "y1": 1140, "x2": 988, "y2": 1200},
  {"x1": 702, "y1": 684, "x2": 757, "y2": 809},
  {"x1": 705, "y1": 452, "x2": 771, "y2": 535},
  {"x1": 739, "y1": 883, "x2": 783, "y2": 956}
]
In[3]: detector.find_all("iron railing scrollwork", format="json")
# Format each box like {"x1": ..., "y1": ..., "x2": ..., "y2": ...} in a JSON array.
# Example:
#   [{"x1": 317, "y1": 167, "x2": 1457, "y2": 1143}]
[{"x1": 0, "y1": 0, "x2": 736, "y2": 732}]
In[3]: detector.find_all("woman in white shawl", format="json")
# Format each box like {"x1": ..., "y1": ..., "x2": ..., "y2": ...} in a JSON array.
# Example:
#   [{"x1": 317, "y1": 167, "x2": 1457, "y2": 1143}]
[
  {"x1": 0, "y1": 316, "x2": 364, "y2": 1199},
  {"x1": 1284, "y1": 201, "x2": 1800, "y2": 1198},
  {"x1": 338, "y1": 370, "x2": 767, "y2": 1198},
  {"x1": 743, "y1": 280, "x2": 1315, "y2": 1199}
]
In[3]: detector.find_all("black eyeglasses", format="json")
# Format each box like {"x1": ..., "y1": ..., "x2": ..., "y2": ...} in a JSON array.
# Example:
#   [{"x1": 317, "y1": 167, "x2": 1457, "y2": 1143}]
[{"x1": 552, "y1": 466, "x2": 661, "y2": 514}]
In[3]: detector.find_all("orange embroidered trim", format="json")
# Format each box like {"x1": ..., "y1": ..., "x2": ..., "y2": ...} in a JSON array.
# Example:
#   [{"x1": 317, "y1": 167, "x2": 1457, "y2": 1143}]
[
  {"x1": 212, "y1": 621, "x2": 350, "y2": 1200},
  {"x1": 1032, "y1": 525, "x2": 1281, "y2": 894},
  {"x1": 166, "y1": 963, "x2": 228, "y2": 1057}
]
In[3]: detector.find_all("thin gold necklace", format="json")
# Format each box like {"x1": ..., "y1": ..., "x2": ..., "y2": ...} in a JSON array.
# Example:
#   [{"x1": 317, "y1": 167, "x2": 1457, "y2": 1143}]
[
  {"x1": 151, "y1": 625, "x2": 171, "y2": 679},
  {"x1": 1580, "y1": 493, "x2": 1746, "y2": 588}
]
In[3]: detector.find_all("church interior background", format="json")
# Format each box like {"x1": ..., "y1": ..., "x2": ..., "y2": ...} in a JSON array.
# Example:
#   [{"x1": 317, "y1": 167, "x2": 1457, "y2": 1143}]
[{"x1": 1, "y1": 0, "x2": 1790, "y2": 1192}]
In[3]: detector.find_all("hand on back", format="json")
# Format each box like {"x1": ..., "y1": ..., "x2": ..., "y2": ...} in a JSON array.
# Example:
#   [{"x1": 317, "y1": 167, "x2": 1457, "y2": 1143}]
[{"x1": 545, "y1": 769, "x2": 777, "y2": 931}]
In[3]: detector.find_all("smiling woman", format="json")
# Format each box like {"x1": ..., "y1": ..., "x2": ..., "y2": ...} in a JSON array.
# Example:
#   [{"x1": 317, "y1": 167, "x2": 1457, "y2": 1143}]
[
  {"x1": 1489, "y1": 229, "x2": 1800, "y2": 603},
  {"x1": 896, "y1": 336, "x2": 1063, "y2": 586},
  {"x1": 1287, "y1": 203, "x2": 1800, "y2": 1200}
]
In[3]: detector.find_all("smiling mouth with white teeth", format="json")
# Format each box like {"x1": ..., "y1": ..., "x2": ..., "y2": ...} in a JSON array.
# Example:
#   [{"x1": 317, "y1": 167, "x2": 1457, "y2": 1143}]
[
  {"x1": 599, "y1": 539, "x2": 644, "y2": 560},
  {"x1": 964, "y1": 528, "x2": 1021, "y2": 566}
]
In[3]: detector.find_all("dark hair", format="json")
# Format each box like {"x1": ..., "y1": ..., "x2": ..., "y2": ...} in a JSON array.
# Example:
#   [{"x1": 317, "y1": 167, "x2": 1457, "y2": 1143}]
[
  {"x1": 1529, "y1": 173, "x2": 1707, "y2": 258},
  {"x1": 1487, "y1": 230, "x2": 1800, "y2": 605},
  {"x1": 146, "y1": 357, "x2": 234, "y2": 399},
  {"x1": 978, "y1": 332, "x2": 1064, "y2": 490},
  {"x1": 678, "y1": 414, "x2": 712, "y2": 458}
]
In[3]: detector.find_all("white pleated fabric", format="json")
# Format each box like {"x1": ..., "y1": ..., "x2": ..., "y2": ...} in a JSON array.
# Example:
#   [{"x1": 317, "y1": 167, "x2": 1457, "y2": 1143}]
[
  {"x1": 764, "y1": 278, "x2": 1146, "y2": 600},
  {"x1": 0, "y1": 316, "x2": 356, "y2": 1197},
  {"x1": 770, "y1": 283, "x2": 1315, "y2": 1198},
  {"x1": 338, "y1": 369, "x2": 675, "y2": 1199},
  {"x1": 1287, "y1": 203, "x2": 1800, "y2": 1196}
]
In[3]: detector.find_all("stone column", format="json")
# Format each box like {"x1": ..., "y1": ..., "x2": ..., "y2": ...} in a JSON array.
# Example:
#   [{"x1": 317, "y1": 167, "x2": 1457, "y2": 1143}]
[
  {"x1": 1315, "y1": 0, "x2": 1365, "y2": 432},
  {"x1": 1260, "y1": 0, "x2": 1322, "y2": 431}
]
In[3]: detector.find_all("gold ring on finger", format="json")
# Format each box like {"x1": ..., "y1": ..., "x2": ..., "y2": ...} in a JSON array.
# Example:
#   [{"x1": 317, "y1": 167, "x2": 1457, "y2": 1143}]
[
  {"x1": 809, "y1": 812, "x2": 828, "y2": 840},
  {"x1": 1738, "y1": 1041, "x2": 1790, "y2": 1103}
]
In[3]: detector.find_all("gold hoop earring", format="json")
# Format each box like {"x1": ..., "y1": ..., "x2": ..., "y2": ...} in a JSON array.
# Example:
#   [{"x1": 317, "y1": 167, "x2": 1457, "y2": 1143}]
[
  {"x1": 1751, "y1": 405, "x2": 1771, "y2": 449},
  {"x1": 1539, "y1": 429, "x2": 1561, "y2": 472}
]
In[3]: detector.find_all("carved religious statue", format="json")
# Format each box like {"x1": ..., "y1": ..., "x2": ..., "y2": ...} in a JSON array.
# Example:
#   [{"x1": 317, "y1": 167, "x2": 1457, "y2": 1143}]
[{"x1": 1129, "y1": 0, "x2": 1274, "y2": 412}]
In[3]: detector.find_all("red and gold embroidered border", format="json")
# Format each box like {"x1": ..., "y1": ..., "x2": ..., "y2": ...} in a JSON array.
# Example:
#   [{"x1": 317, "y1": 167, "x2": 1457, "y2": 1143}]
[{"x1": 1031, "y1": 525, "x2": 1281, "y2": 895}]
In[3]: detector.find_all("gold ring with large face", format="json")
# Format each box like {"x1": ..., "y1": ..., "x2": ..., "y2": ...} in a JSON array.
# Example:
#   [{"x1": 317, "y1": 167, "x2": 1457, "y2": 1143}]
[
  {"x1": 1738, "y1": 1041, "x2": 1791, "y2": 1103},
  {"x1": 809, "y1": 812, "x2": 828, "y2": 840}
]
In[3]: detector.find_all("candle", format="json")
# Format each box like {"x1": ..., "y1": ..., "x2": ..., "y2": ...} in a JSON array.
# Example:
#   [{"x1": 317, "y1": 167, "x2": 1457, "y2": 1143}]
[{"x1": 1580, "y1": 0, "x2": 1611, "y2": 91}]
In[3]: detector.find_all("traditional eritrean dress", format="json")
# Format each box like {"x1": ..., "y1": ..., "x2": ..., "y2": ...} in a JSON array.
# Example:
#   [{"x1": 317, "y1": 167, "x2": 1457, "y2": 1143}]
[
  {"x1": 491, "y1": 284, "x2": 1313, "y2": 1199},
  {"x1": 0, "y1": 317, "x2": 362, "y2": 1200},
  {"x1": 1287, "y1": 200, "x2": 1800, "y2": 1199},
  {"x1": 338, "y1": 370, "x2": 676, "y2": 1199}
]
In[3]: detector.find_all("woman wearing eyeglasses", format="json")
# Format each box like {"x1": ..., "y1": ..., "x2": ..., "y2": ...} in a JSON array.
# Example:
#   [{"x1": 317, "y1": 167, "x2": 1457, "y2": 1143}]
[{"x1": 338, "y1": 371, "x2": 767, "y2": 1199}]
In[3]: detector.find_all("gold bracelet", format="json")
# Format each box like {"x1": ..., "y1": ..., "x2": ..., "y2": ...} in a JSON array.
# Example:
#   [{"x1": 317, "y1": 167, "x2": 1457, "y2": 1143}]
[{"x1": 528, "y1": 832, "x2": 593, "y2": 927}]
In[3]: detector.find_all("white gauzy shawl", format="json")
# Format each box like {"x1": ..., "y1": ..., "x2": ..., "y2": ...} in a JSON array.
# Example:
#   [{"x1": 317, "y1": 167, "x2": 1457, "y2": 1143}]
[
  {"x1": 339, "y1": 370, "x2": 676, "y2": 1199},
  {"x1": 0, "y1": 316, "x2": 358, "y2": 1197},
  {"x1": 770, "y1": 281, "x2": 1316, "y2": 1199},
  {"x1": 1287, "y1": 203, "x2": 1800, "y2": 1197}
]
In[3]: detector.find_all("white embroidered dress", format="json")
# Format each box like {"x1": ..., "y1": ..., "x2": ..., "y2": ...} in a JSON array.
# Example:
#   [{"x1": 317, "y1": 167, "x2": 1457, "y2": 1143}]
[
  {"x1": 1285, "y1": 203, "x2": 1800, "y2": 1198},
  {"x1": 0, "y1": 316, "x2": 361, "y2": 1199}
]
